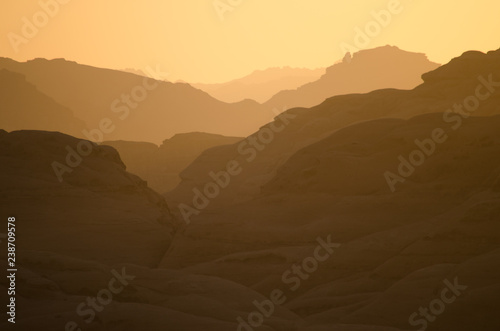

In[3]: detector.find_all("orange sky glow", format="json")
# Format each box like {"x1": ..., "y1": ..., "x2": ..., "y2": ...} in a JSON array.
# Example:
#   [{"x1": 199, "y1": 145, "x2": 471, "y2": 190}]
[{"x1": 1, "y1": 0, "x2": 499, "y2": 83}]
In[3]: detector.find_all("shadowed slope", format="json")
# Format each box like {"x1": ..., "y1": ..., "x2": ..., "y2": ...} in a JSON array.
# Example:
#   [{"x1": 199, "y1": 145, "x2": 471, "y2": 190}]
[
  {"x1": 0, "y1": 69, "x2": 86, "y2": 137},
  {"x1": 104, "y1": 133, "x2": 242, "y2": 194}
]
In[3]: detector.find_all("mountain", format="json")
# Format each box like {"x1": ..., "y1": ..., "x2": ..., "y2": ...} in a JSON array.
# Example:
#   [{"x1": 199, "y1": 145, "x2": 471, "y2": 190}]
[
  {"x1": 0, "y1": 47, "x2": 438, "y2": 144},
  {"x1": 192, "y1": 67, "x2": 325, "y2": 103},
  {"x1": 0, "y1": 129, "x2": 177, "y2": 266},
  {"x1": 0, "y1": 57, "x2": 272, "y2": 144},
  {"x1": 263, "y1": 45, "x2": 440, "y2": 110},
  {"x1": 103, "y1": 132, "x2": 242, "y2": 194},
  {"x1": 167, "y1": 48, "x2": 499, "y2": 209},
  {"x1": 0, "y1": 69, "x2": 86, "y2": 136}
]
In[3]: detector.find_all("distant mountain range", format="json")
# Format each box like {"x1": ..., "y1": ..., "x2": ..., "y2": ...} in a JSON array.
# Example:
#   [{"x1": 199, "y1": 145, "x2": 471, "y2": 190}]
[
  {"x1": 0, "y1": 46, "x2": 438, "y2": 144},
  {"x1": 191, "y1": 46, "x2": 439, "y2": 108},
  {"x1": 263, "y1": 45, "x2": 440, "y2": 110},
  {"x1": 0, "y1": 57, "x2": 269, "y2": 143},
  {"x1": 192, "y1": 66, "x2": 325, "y2": 103}
]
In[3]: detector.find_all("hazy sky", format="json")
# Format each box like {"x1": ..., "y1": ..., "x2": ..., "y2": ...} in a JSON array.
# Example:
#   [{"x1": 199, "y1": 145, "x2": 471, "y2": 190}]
[{"x1": 1, "y1": 0, "x2": 499, "y2": 83}]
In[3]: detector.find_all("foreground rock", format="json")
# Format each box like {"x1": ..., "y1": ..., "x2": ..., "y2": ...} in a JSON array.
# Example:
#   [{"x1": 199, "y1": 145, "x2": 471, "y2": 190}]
[{"x1": 0, "y1": 130, "x2": 176, "y2": 266}]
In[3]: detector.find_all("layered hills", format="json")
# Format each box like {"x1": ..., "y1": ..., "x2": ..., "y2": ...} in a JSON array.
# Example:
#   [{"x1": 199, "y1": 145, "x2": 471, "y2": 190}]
[
  {"x1": 103, "y1": 133, "x2": 242, "y2": 194},
  {"x1": 1, "y1": 47, "x2": 500, "y2": 331},
  {"x1": 0, "y1": 57, "x2": 270, "y2": 143},
  {"x1": 192, "y1": 66, "x2": 325, "y2": 103}
]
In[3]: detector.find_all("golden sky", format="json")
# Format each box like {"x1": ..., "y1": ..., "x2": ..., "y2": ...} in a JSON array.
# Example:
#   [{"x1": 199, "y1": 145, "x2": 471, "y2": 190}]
[{"x1": 1, "y1": 0, "x2": 499, "y2": 83}]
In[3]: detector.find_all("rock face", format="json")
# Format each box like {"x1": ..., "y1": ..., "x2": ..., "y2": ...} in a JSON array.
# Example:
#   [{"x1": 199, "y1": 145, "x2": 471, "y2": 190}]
[
  {"x1": 0, "y1": 69, "x2": 86, "y2": 136},
  {"x1": 103, "y1": 133, "x2": 242, "y2": 194},
  {"x1": 264, "y1": 45, "x2": 440, "y2": 110},
  {"x1": 0, "y1": 130, "x2": 176, "y2": 266},
  {"x1": 159, "y1": 114, "x2": 500, "y2": 331}
]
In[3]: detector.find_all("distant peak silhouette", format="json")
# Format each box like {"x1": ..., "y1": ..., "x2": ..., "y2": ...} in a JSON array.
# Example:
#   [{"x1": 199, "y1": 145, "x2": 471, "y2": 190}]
[{"x1": 343, "y1": 52, "x2": 352, "y2": 64}]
